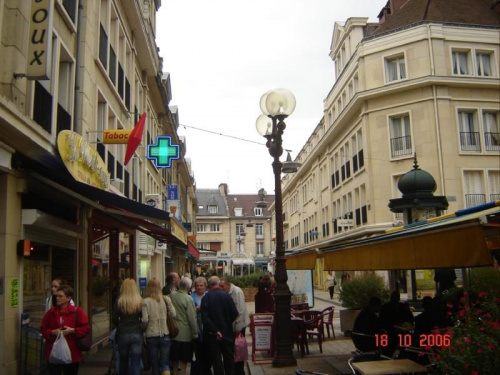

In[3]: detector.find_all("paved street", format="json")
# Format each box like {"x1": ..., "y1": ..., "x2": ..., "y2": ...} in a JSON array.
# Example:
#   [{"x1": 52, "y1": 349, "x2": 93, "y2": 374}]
[{"x1": 80, "y1": 287, "x2": 355, "y2": 375}]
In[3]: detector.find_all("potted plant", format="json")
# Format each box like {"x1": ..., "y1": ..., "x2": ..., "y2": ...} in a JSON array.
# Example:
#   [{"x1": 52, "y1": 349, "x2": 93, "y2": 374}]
[
  {"x1": 338, "y1": 274, "x2": 390, "y2": 334},
  {"x1": 229, "y1": 273, "x2": 261, "y2": 302}
]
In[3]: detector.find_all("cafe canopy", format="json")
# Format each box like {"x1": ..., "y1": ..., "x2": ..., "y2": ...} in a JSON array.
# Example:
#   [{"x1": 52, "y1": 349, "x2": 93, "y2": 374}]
[{"x1": 285, "y1": 201, "x2": 499, "y2": 271}]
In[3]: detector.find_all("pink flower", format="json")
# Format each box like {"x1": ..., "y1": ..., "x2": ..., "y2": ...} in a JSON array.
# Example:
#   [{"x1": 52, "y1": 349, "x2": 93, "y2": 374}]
[
  {"x1": 478, "y1": 291, "x2": 486, "y2": 299},
  {"x1": 477, "y1": 348, "x2": 482, "y2": 354},
  {"x1": 491, "y1": 321, "x2": 500, "y2": 329},
  {"x1": 472, "y1": 371, "x2": 479, "y2": 375},
  {"x1": 464, "y1": 337, "x2": 472, "y2": 343},
  {"x1": 488, "y1": 342, "x2": 495, "y2": 350}
]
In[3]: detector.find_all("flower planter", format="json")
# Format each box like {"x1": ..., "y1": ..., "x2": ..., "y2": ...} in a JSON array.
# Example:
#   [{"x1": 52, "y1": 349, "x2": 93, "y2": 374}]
[
  {"x1": 243, "y1": 287, "x2": 258, "y2": 302},
  {"x1": 339, "y1": 309, "x2": 361, "y2": 334}
]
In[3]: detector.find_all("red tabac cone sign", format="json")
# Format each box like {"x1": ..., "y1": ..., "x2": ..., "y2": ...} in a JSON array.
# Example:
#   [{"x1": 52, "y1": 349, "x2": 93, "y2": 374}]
[{"x1": 124, "y1": 112, "x2": 146, "y2": 165}]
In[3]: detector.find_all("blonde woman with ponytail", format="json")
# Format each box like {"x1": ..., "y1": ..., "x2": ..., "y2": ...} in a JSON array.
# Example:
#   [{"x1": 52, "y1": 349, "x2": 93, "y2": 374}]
[{"x1": 112, "y1": 278, "x2": 144, "y2": 375}]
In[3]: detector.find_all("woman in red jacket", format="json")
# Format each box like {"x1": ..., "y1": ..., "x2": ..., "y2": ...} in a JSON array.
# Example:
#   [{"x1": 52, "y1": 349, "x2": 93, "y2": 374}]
[{"x1": 41, "y1": 285, "x2": 90, "y2": 375}]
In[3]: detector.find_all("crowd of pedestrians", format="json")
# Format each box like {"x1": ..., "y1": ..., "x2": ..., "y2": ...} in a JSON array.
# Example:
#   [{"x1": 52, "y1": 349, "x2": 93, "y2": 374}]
[{"x1": 41, "y1": 272, "x2": 256, "y2": 375}]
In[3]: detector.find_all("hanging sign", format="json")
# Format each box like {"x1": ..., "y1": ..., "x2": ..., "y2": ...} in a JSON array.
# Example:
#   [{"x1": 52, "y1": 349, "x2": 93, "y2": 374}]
[
  {"x1": 57, "y1": 130, "x2": 110, "y2": 190},
  {"x1": 103, "y1": 129, "x2": 132, "y2": 144},
  {"x1": 27, "y1": 0, "x2": 54, "y2": 80},
  {"x1": 147, "y1": 136, "x2": 180, "y2": 168}
]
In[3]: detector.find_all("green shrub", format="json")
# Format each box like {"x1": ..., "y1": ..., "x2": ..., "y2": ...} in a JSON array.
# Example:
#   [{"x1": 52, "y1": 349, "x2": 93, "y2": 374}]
[
  {"x1": 339, "y1": 274, "x2": 390, "y2": 309},
  {"x1": 227, "y1": 273, "x2": 262, "y2": 288}
]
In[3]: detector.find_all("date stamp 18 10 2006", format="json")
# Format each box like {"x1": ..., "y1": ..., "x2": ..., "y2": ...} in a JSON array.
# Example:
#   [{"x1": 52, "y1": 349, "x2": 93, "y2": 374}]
[{"x1": 374, "y1": 333, "x2": 451, "y2": 348}]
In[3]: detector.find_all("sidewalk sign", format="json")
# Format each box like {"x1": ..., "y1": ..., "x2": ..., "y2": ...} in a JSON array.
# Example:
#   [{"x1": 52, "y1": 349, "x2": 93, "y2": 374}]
[{"x1": 250, "y1": 313, "x2": 274, "y2": 364}]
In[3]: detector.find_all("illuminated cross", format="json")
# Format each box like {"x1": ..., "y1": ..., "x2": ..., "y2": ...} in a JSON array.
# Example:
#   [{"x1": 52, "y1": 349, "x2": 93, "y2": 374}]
[{"x1": 147, "y1": 136, "x2": 180, "y2": 168}]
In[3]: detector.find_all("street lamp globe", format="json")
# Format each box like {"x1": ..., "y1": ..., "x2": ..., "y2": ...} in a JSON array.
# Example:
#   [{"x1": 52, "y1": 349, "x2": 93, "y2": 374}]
[
  {"x1": 256, "y1": 114, "x2": 273, "y2": 137},
  {"x1": 259, "y1": 88, "x2": 296, "y2": 117}
]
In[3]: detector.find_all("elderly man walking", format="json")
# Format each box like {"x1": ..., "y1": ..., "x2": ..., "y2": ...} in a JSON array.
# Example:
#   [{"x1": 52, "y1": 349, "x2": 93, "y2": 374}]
[
  {"x1": 219, "y1": 277, "x2": 250, "y2": 375},
  {"x1": 201, "y1": 276, "x2": 238, "y2": 375}
]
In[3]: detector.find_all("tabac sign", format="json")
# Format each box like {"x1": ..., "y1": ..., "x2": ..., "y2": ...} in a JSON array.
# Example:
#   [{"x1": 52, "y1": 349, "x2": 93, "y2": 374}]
[
  {"x1": 27, "y1": 0, "x2": 54, "y2": 80},
  {"x1": 57, "y1": 130, "x2": 110, "y2": 190}
]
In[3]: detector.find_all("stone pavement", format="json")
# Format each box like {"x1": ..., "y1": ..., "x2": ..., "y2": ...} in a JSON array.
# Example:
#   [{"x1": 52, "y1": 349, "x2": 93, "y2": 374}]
[{"x1": 79, "y1": 288, "x2": 355, "y2": 375}]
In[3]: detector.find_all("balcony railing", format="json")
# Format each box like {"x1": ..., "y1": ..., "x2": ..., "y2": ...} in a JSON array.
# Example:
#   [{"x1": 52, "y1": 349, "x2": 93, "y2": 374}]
[
  {"x1": 465, "y1": 194, "x2": 486, "y2": 208},
  {"x1": 484, "y1": 132, "x2": 500, "y2": 151},
  {"x1": 490, "y1": 194, "x2": 500, "y2": 202},
  {"x1": 390, "y1": 135, "x2": 412, "y2": 157},
  {"x1": 460, "y1": 132, "x2": 481, "y2": 152}
]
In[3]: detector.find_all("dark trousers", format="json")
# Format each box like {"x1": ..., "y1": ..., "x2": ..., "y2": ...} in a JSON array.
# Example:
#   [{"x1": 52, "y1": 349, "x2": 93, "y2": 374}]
[
  {"x1": 193, "y1": 338, "x2": 212, "y2": 375},
  {"x1": 328, "y1": 286, "x2": 334, "y2": 299},
  {"x1": 47, "y1": 362, "x2": 80, "y2": 375},
  {"x1": 205, "y1": 336, "x2": 234, "y2": 375}
]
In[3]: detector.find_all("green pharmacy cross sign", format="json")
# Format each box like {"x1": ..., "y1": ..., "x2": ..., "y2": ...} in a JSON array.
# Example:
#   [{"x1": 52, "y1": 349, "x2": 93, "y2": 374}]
[{"x1": 147, "y1": 136, "x2": 180, "y2": 168}]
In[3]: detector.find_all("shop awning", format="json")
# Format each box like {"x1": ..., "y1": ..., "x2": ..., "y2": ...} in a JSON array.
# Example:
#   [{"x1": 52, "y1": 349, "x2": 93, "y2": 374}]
[
  {"x1": 286, "y1": 251, "x2": 318, "y2": 270},
  {"x1": 231, "y1": 257, "x2": 255, "y2": 266},
  {"x1": 322, "y1": 203, "x2": 499, "y2": 271},
  {"x1": 187, "y1": 242, "x2": 200, "y2": 260},
  {"x1": 18, "y1": 153, "x2": 181, "y2": 239}
]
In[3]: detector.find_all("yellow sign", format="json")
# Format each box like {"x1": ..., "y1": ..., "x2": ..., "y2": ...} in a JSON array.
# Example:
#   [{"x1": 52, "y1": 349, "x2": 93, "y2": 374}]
[
  {"x1": 57, "y1": 130, "x2": 110, "y2": 190},
  {"x1": 27, "y1": 0, "x2": 54, "y2": 80},
  {"x1": 103, "y1": 129, "x2": 132, "y2": 144},
  {"x1": 171, "y1": 219, "x2": 187, "y2": 244}
]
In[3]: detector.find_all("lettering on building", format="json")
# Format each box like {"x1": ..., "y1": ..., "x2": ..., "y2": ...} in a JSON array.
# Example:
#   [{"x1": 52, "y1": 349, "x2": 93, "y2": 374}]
[{"x1": 27, "y1": 0, "x2": 54, "y2": 80}]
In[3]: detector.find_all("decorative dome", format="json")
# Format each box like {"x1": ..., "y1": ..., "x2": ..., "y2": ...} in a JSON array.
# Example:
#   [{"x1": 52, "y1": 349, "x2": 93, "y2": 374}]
[{"x1": 398, "y1": 157, "x2": 436, "y2": 197}]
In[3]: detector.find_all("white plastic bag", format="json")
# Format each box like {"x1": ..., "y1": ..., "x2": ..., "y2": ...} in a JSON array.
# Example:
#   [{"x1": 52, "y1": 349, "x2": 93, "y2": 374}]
[{"x1": 49, "y1": 332, "x2": 72, "y2": 364}]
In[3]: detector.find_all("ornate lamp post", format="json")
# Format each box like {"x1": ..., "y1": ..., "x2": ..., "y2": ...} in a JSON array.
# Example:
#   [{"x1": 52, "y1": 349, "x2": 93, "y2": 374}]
[{"x1": 256, "y1": 88, "x2": 297, "y2": 367}]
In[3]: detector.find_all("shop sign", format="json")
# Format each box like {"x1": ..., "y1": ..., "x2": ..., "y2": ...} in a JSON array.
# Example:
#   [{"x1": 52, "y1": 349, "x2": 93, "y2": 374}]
[
  {"x1": 217, "y1": 252, "x2": 231, "y2": 260},
  {"x1": 103, "y1": 129, "x2": 132, "y2": 144},
  {"x1": 146, "y1": 194, "x2": 162, "y2": 209},
  {"x1": 170, "y1": 219, "x2": 187, "y2": 244},
  {"x1": 57, "y1": 130, "x2": 110, "y2": 190},
  {"x1": 147, "y1": 136, "x2": 180, "y2": 168},
  {"x1": 338, "y1": 219, "x2": 353, "y2": 227},
  {"x1": 27, "y1": 0, "x2": 54, "y2": 79}
]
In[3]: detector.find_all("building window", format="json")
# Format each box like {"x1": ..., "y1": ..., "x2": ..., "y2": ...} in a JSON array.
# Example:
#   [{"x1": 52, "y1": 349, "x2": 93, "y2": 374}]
[
  {"x1": 464, "y1": 170, "x2": 485, "y2": 208},
  {"x1": 476, "y1": 51, "x2": 493, "y2": 77},
  {"x1": 197, "y1": 224, "x2": 207, "y2": 232},
  {"x1": 197, "y1": 242, "x2": 210, "y2": 250},
  {"x1": 209, "y1": 223, "x2": 220, "y2": 232},
  {"x1": 452, "y1": 50, "x2": 470, "y2": 75},
  {"x1": 385, "y1": 55, "x2": 406, "y2": 82},
  {"x1": 208, "y1": 205, "x2": 218, "y2": 214},
  {"x1": 488, "y1": 171, "x2": 500, "y2": 202},
  {"x1": 389, "y1": 114, "x2": 412, "y2": 158},
  {"x1": 255, "y1": 224, "x2": 264, "y2": 239},
  {"x1": 236, "y1": 223, "x2": 244, "y2": 236},
  {"x1": 458, "y1": 110, "x2": 480, "y2": 152},
  {"x1": 254, "y1": 207, "x2": 263, "y2": 216},
  {"x1": 256, "y1": 243, "x2": 264, "y2": 256},
  {"x1": 483, "y1": 111, "x2": 500, "y2": 152},
  {"x1": 234, "y1": 208, "x2": 243, "y2": 216}
]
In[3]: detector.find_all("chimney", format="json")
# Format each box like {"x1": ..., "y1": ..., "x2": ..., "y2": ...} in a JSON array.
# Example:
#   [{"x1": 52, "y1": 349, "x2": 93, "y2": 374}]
[
  {"x1": 377, "y1": 1, "x2": 391, "y2": 24},
  {"x1": 219, "y1": 183, "x2": 228, "y2": 196},
  {"x1": 378, "y1": 0, "x2": 407, "y2": 24}
]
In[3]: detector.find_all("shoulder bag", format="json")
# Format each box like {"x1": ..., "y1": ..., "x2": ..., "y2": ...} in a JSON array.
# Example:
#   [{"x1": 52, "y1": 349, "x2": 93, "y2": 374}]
[
  {"x1": 74, "y1": 308, "x2": 92, "y2": 351},
  {"x1": 164, "y1": 296, "x2": 179, "y2": 338}
]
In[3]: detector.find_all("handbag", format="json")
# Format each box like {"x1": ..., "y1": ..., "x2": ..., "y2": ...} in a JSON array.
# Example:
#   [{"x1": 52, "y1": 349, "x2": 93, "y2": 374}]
[
  {"x1": 164, "y1": 296, "x2": 179, "y2": 338},
  {"x1": 74, "y1": 308, "x2": 92, "y2": 351},
  {"x1": 49, "y1": 332, "x2": 72, "y2": 364}
]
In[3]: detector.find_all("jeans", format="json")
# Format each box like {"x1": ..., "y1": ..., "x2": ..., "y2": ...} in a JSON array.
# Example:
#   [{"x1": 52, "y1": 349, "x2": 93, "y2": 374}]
[
  {"x1": 117, "y1": 333, "x2": 143, "y2": 375},
  {"x1": 146, "y1": 335, "x2": 171, "y2": 375}
]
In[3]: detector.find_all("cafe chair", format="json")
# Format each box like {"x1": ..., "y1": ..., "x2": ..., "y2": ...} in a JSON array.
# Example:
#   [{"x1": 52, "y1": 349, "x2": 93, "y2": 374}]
[
  {"x1": 301, "y1": 310, "x2": 324, "y2": 353},
  {"x1": 291, "y1": 317, "x2": 309, "y2": 357},
  {"x1": 320, "y1": 306, "x2": 335, "y2": 339},
  {"x1": 347, "y1": 330, "x2": 392, "y2": 375}
]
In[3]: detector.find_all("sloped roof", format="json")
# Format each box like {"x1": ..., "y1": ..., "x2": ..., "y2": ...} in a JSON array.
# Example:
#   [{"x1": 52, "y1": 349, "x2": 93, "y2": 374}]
[
  {"x1": 369, "y1": 0, "x2": 500, "y2": 37},
  {"x1": 226, "y1": 194, "x2": 275, "y2": 218},
  {"x1": 196, "y1": 189, "x2": 228, "y2": 216}
]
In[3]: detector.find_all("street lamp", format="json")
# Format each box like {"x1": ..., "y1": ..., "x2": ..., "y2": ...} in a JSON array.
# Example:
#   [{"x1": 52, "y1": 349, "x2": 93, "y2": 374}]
[{"x1": 256, "y1": 88, "x2": 297, "y2": 367}]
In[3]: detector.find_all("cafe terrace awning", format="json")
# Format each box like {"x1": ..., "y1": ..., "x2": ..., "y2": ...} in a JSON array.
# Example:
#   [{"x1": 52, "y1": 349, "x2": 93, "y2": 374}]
[
  {"x1": 285, "y1": 250, "x2": 318, "y2": 270},
  {"x1": 321, "y1": 202, "x2": 499, "y2": 271}
]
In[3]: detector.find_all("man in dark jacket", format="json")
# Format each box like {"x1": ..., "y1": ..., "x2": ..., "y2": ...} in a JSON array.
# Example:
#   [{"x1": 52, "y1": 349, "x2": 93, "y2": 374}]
[
  {"x1": 201, "y1": 276, "x2": 238, "y2": 375},
  {"x1": 162, "y1": 272, "x2": 180, "y2": 295}
]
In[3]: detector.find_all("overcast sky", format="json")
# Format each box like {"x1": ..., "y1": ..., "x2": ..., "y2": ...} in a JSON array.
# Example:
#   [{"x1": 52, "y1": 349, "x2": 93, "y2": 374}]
[{"x1": 156, "y1": 0, "x2": 385, "y2": 194}]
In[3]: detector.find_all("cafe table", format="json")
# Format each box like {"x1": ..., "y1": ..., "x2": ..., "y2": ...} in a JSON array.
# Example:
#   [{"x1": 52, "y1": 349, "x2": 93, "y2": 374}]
[{"x1": 351, "y1": 358, "x2": 427, "y2": 374}]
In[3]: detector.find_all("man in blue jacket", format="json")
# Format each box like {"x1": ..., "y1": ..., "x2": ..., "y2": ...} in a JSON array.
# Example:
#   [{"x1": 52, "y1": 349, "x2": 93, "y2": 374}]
[{"x1": 201, "y1": 276, "x2": 238, "y2": 375}]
